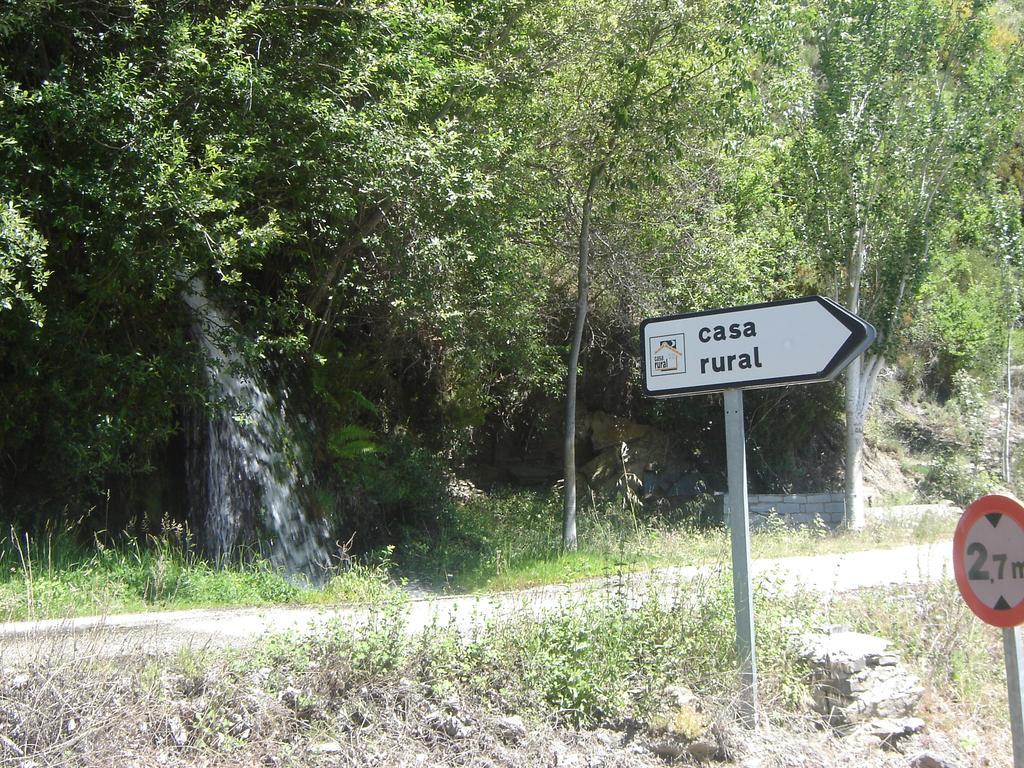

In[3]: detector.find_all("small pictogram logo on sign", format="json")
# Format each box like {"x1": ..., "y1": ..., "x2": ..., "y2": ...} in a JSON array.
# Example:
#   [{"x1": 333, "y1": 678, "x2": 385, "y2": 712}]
[{"x1": 651, "y1": 335, "x2": 684, "y2": 376}]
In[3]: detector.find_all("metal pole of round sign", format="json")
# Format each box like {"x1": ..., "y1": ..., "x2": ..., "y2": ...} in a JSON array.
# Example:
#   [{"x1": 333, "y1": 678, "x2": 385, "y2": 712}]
[{"x1": 954, "y1": 494, "x2": 1024, "y2": 768}]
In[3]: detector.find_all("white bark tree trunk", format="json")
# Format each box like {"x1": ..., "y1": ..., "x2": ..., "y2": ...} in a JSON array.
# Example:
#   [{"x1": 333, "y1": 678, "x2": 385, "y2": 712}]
[
  {"x1": 1005, "y1": 321, "x2": 1013, "y2": 485},
  {"x1": 843, "y1": 223, "x2": 885, "y2": 529},
  {"x1": 845, "y1": 355, "x2": 866, "y2": 529},
  {"x1": 844, "y1": 351, "x2": 884, "y2": 529},
  {"x1": 562, "y1": 165, "x2": 604, "y2": 552}
]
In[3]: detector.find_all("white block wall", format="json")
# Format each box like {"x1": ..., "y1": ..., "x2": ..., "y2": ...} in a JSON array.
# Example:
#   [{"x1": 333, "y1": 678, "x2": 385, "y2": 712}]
[{"x1": 723, "y1": 493, "x2": 847, "y2": 529}]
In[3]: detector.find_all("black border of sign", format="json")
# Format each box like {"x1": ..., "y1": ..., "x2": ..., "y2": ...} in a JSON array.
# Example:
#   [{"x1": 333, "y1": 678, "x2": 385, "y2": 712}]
[{"x1": 640, "y1": 296, "x2": 876, "y2": 398}]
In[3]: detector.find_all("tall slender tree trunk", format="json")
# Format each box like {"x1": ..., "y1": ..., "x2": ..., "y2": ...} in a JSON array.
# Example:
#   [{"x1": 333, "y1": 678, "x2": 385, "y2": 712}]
[
  {"x1": 843, "y1": 225, "x2": 884, "y2": 529},
  {"x1": 845, "y1": 355, "x2": 866, "y2": 529},
  {"x1": 844, "y1": 351, "x2": 884, "y2": 529},
  {"x1": 563, "y1": 165, "x2": 605, "y2": 552},
  {"x1": 1005, "y1": 320, "x2": 1013, "y2": 485}
]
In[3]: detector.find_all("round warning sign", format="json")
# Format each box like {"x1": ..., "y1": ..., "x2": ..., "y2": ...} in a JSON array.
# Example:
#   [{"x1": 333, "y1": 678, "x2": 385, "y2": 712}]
[{"x1": 953, "y1": 494, "x2": 1024, "y2": 628}]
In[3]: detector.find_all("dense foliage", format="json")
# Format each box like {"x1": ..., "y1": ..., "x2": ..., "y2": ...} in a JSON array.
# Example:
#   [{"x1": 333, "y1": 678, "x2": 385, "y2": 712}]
[{"x1": 0, "y1": 0, "x2": 1021, "y2": 543}]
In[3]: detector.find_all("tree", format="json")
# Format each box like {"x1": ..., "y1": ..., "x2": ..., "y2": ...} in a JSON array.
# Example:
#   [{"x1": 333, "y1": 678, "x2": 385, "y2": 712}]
[
  {"x1": 995, "y1": 190, "x2": 1024, "y2": 484},
  {"x1": 515, "y1": 0, "x2": 801, "y2": 548},
  {"x1": 789, "y1": 0, "x2": 1023, "y2": 526},
  {"x1": 0, "y1": 0, "x2": 558, "y2": 527}
]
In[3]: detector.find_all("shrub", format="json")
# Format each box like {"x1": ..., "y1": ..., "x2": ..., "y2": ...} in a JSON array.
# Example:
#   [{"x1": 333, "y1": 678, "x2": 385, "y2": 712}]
[{"x1": 921, "y1": 453, "x2": 997, "y2": 507}]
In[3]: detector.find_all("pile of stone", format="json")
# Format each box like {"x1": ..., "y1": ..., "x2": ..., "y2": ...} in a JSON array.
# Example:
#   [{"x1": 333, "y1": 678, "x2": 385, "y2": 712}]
[{"x1": 799, "y1": 629, "x2": 925, "y2": 742}]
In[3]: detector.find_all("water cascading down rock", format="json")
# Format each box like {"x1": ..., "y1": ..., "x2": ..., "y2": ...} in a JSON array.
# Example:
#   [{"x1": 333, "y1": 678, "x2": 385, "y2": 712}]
[{"x1": 183, "y1": 278, "x2": 329, "y2": 579}]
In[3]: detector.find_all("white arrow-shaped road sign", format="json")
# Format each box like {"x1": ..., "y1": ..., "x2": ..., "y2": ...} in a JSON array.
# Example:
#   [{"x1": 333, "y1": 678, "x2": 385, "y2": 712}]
[{"x1": 641, "y1": 296, "x2": 876, "y2": 398}]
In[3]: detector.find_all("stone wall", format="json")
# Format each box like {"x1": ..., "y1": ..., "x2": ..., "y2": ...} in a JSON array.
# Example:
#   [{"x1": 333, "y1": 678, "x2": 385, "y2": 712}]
[
  {"x1": 723, "y1": 492, "x2": 847, "y2": 529},
  {"x1": 799, "y1": 629, "x2": 924, "y2": 741}
]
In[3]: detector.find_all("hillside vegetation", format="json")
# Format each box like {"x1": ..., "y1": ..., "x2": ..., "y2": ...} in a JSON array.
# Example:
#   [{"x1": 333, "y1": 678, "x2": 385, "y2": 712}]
[{"x1": 0, "y1": 0, "x2": 1023, "y2": 562}]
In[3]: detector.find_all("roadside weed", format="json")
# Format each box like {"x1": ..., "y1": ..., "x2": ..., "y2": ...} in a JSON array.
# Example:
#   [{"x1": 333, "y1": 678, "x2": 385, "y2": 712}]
[{"x1": 0, "y1": 525, "x2": 399, "y2": 620}]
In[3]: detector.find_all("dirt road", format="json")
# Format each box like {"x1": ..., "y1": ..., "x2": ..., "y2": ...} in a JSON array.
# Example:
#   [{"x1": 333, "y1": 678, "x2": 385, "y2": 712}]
[{"x1": 0, "y1": 541, "x2": 953, "y2": 665}]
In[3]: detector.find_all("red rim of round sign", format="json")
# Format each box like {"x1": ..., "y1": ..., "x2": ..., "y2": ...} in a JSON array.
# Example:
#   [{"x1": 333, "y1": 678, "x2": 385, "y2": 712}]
[{"x1": 953, "y1": 493, "x2": 1024, "y2": 628}]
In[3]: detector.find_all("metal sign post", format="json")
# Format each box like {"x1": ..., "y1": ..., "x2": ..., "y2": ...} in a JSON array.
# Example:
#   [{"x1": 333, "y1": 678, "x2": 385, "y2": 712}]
[
  {"x1": 640, "y1": 296, "x2": 875, "y2": 730},
  {"x1": 1005, "y1": 627, "x2": 1024, "y2": 768},
  {"x1": 724, "y1": 388, "x2": 758, "y2": 727}
]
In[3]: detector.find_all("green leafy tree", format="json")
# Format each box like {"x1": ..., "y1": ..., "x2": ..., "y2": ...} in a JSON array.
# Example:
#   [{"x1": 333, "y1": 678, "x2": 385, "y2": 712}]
[
  {"x1": 515, "y1": 0, "x2": 802, "y2": 548},
  {"x1": 0, "y1": 0, "x2": 557, "y2": 526},
  {"x1": 789, "y1": 0, "x2": 1023, "y2": 525}
]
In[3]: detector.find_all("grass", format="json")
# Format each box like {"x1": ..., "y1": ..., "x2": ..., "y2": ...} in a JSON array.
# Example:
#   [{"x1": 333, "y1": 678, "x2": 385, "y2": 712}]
[
  {"x1": 0, "y1": 493, "x2": 958, "y2": 621},
  {"x1": 416, "y1": 492, "x2": 958, "y2": 593},
  {"x1": 0, "y1": 568, "x2": 826, "y2": 767},
  {"x1": 0, "y1": 527, "x2": 396, "y2": 622}
]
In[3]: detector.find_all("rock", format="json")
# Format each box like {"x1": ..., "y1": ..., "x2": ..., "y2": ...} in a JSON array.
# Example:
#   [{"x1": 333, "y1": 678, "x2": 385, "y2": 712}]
[
  {"x1": 426, "y1": 709, "x2": 471, "y2": 739},
  {"x1": 580, "y1": 451, "x2": 636, "y2": 495},
  {"x1": 446, "y1": 717, "x2": 471, "y2": 739},
  {"x1": 551, "y1": 740, "x2": 582, "y2": 767},
  {"x1": 448, "y1": 477, "x2": 483, "y2": 502},
  {"x1": 396, "y1": 754, "x2": 430, "y2": 767},
  {"x1": 577, "y1": 411, "x2": 670, "y2": 495},
  {"x1": 800, "y1": 631, "x2": 891, "y2": 672},
  {"x1": 442, "y1": 695, "x2": 463, "y2": 713},
  {"x1": 582, "y1": 411, "x2": 656, "y2": 452},
  {"x1": 866, "y1": 717, "x2": 925, "y2": 743},
  {"x1": 167, "y1": 716, "x2": 187, "y2": 746},
  {"x1": 908, "y1": 752, "x2": 961, "y2": 768},
  {"x1": 592, "y1": 730, "x2": 618, "y2": 748},
  {"x1": 650, "y1": 738, "x2": 688, "y2": 760},
  {"x1": 278, "y1": 686, "x2": 302, "y2": 708},
  {"x1": 800, "y1": 630, "x2": 923, "y2": 728},
  {"x1": 396, "y1": 677, "x2": 418, "y2": 693},
  {"x1": 687, "y1": 740, "x2": 719, "y2": 761},
  {"x1": 10, "y1": 673, "x2": 30, "y2": 690},
  {"x1": 348, "y1": 707, "x2": 371, "y2": 727},
  {"x1": 496, "y1": 715, "x2": 527, "y2": 743},
  {"x1": 664, "y1": 684, "x2": 697, "y2": 710},
  {"x1": 861, "y1": 673, "x2": 925, "y2": 720}
]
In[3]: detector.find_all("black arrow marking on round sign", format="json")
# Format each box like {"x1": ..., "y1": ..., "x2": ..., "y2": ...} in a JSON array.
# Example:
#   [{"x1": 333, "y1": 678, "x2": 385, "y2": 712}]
[
  {"x1": 995, "y1": 596, "x2": 1013, "y2": 610},
  {"x1": 986, "y1": 513, "x2": 1003, "y2": 527}
]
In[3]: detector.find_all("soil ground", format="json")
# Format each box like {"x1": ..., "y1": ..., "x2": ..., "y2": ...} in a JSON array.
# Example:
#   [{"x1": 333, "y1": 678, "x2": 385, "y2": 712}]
[{"x1": 1, "y1": 540, "x2": 1010, "y2": 768}]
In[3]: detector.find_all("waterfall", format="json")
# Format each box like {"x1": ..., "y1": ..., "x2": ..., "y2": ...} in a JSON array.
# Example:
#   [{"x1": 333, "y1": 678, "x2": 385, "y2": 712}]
[{"x1": 182, "y1": 278, "x2": 329, "y2": 580}]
